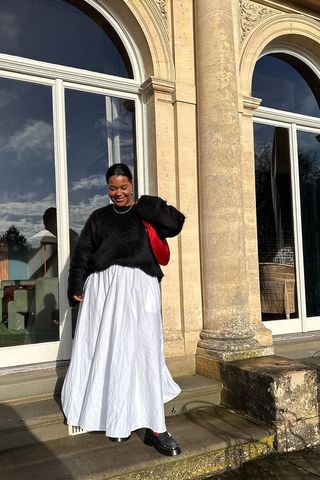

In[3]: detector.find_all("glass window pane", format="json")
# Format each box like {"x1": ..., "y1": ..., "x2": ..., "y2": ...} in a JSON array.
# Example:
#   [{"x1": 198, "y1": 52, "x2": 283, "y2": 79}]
[
  {"x1": 66, "y1": 90, "x2": 136, "y2": 236},
  {"x1": 254, "y1": 123, "x2": 298, "y2": 321},
  {"x1": 0, "y1": 77, "x2": 59, "y2": 346},
  {"x1": 298, "y1": 131, "x2": 320, "y2": 317},
  {"x1": 252, "y1": 53, "x2": 320, "y2": 117},
  {"x1": 65, "y1": 89, "x2": 136, "y2": 335},
  {"x1": 0, "y1": 0, "x2": 133, "y2": 78}
]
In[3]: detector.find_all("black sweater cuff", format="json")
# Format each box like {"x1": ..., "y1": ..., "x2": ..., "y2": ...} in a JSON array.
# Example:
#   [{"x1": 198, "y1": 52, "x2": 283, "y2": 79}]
[{"x1": 135, "y1": 195, "x2": 185, "y2": 238}]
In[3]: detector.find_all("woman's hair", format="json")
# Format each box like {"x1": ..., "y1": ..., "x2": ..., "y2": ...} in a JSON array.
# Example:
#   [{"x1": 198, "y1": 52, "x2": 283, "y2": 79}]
[{"x1": 106, "y1": 163, "x2": 133, "y2": 183}]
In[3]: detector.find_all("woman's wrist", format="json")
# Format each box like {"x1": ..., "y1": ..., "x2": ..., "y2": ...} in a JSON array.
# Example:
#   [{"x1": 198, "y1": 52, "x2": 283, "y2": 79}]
[{"x1": 72, "y1": 294, "x2": 84, "y2": 302}]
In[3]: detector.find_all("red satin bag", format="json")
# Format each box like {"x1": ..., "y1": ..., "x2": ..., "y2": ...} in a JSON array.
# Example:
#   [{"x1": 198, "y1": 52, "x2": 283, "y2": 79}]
[{"x1": 143, "y1": 220, "x2": 170, "y2": 266}]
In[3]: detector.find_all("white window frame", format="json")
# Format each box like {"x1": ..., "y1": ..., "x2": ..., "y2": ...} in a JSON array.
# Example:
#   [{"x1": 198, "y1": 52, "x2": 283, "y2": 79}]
[
  {"x1": 254, "y1": 78, "x2": 320, "y2": 336},
  {"x1": 0, "y1": 2, "x2": 147, "y2": 368},
  {"x1": 253, "y1": 47, "x2": 320, "y2": 335}
]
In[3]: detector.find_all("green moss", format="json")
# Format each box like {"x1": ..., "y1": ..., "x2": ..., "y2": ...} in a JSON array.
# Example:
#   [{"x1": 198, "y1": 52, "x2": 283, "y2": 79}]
[{"x1": 109, "y1": 433, "x2": 275, "y2": 480}]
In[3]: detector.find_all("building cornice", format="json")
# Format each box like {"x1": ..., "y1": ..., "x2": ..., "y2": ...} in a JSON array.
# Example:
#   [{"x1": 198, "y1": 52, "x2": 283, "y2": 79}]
[
  {"x1": 256, "y1": 0, "x2": 320, "y2": 17},
  {"x1": 240, "y1": 0, "x2": 320, "y2": 41}
]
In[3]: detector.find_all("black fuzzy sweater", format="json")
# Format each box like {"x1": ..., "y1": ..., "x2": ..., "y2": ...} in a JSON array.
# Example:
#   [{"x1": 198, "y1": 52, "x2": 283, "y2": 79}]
[{"x1": 68, "y1": 195, "x2": 185, "y2": 305}]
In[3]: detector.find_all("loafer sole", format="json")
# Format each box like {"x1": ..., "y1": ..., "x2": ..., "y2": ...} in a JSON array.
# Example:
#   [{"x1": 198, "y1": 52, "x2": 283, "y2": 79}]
[
  {"x1": 109, "y1": 435, "x2": 131, "y2": 442},
  {"x1": 144, "y1": 435, "x2": 181, "y2": 456}
]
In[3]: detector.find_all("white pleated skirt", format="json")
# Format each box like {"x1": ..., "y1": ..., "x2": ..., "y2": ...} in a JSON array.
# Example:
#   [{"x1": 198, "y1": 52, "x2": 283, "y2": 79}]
[{"x1": 61, "y1": 265, "x2": 181, "y2": 438}]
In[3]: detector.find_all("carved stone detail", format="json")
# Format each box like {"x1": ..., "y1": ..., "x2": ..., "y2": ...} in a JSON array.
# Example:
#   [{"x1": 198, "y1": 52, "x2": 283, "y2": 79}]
[
  {"x1": 240, "y1": 0, "x2": 277, "y2": 40},
  {"x1": 155, "y1": 0, "x2": 167, "y2": 22}
]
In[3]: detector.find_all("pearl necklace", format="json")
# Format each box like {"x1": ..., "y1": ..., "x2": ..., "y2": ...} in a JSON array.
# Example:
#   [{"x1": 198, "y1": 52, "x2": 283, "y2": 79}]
[{"x1": 112, "y1": 203, "x2": 134, "y2": 214}]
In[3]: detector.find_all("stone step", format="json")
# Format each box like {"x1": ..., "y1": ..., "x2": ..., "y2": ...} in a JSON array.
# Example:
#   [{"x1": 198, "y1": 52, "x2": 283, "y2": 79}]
[
  {"x1": 0, "y1": 405, "x2": 275, "y2": 480},
  {"x1": 274, "y1": 333, "x2": 320, "y2": 359},
  {"x1": 0, "y1": 367, "x2": 222, "y2": 412},
  {"x1": 165, "y1": 374, "x2": 222, "y2": 416},
  {"x1": 0, "y1": 364, "x2": 67, "y2": 405},
  {"x1": 0, "y1": 373, "x2": 222, "y2": 450},
  {"x1": 0, "y1": 398, "x2": 67, "y2": 451}
]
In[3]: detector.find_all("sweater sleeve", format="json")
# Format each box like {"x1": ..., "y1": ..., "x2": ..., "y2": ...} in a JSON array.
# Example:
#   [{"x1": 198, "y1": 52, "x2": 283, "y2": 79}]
[
  {"x1": 135, "y1": 195, "x2": 185, "y2": 239},
  {"x1": 67, "y1": 215, "x2": 95, "y2": 306}
]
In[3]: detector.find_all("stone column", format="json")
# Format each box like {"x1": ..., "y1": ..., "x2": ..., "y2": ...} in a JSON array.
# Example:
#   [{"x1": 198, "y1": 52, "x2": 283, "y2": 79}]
[{"x1": 195, "y1": 0, "x2": 273, "y2": 372}]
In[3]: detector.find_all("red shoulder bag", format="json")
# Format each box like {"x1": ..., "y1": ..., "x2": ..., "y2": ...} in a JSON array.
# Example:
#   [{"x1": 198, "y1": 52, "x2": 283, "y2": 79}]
[{"x1": 143, "y1": 220, "x2": 170, "y2": 266}]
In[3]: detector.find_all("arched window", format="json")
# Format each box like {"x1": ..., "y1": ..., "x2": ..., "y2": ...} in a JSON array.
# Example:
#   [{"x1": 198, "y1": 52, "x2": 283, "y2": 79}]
[
  {"x1": 0, "y1": 0, "x2": 133, "y2": 77},
  {"x1": 252, "y1": 52, "x2": 320, "y2": 335},
  {"x1": 0, "y1": 0, "x2": 143, "y2": 363},
  {"x1": 253, "y1": 53, "x2": 320, "y2": 116}
]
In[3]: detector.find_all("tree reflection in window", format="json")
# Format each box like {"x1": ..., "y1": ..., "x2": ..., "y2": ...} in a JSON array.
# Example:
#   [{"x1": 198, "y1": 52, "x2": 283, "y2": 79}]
[{"x1": 254, "y1": 124, "x2": 298, "y2": 320}]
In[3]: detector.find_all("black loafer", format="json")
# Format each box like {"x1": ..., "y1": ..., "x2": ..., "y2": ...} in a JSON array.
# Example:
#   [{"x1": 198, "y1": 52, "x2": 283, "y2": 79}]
[
  {"x1": 109, "y1": 435, "x2": 131, "y2": 442},
  {"x1": 144, "y1": 429, "x2": 181, "y2": 456}
]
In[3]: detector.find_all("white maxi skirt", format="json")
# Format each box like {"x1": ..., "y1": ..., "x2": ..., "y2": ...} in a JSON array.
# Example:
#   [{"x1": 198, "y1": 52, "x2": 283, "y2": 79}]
[{"x1": 61, "y1": 265, "x2": 181, "y2": 438}]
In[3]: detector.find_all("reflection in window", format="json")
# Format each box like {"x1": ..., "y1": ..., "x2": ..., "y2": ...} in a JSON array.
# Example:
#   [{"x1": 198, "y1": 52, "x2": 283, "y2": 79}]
[
  {"x1": 0, "y1": 77, "x2": 59, "y2": 346},
  {"x1": 254, "y1": 123, "x2": 298, "y2": 320},
  {"x1": 65, "y1": 90, "x2": 136, "y2": 336},
  {"x1": 0, "y1": 0, "x2": 133, "y2": 78},
  {"x1": 298, "y1": 131, "x2": 320, "y2": 317},
  {"x1": 66, "y1": 90, "x2": 136, "y2": 235},
  {"x1": 253, "y1": 53, "x2": 320, "y2": 117}
]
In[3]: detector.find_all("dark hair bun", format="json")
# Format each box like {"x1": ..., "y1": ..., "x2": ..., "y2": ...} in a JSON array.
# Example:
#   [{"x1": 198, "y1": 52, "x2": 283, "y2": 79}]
[{"x1": 106, "y1": 163, "x2": 133, "y2": 183}]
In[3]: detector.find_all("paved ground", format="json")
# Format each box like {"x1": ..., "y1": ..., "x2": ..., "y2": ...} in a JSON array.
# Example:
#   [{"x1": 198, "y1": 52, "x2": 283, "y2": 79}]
[{"x1": 206, "y1": 446, "x2": 320, "y2": 479}]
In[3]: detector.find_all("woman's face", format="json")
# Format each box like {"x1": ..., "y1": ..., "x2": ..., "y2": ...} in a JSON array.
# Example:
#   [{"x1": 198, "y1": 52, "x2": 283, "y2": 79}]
[{"x1": 108, "y1": 175, "x2": 133, "y2": 207}]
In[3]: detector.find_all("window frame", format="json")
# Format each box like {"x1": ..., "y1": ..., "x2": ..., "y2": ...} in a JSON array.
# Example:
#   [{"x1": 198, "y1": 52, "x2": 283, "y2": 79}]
[
  {"x1": 0, "y1": 1, "x2": 147, "y2": 368},
  {"x1": 253, "y1": 50, "x2": 320, "y2": 335},
  {"x1": 0, "y1": 0, "x2": 144, "y2": 85}
]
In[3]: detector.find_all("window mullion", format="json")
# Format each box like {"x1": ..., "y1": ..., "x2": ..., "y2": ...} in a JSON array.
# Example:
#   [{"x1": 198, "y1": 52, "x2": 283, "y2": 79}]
[
  {"x1": 290, "y1": 123, "x2": 307, "y2": 331},
  {"x1": 135, "y1": 97, "x2": 147, "y2": 195},
  {"x1": 52, "y1": 78, "x2": 72, "y2": 358}
]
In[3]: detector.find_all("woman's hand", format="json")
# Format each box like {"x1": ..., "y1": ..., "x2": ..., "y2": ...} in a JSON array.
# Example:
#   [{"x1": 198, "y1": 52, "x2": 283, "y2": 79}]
[{"x1": 73, "y1": 294, "x2": 84, "y2": 302}]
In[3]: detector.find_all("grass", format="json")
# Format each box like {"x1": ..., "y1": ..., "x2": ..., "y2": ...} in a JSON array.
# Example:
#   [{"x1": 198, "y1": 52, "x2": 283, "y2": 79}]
[{"x1": 0, "y1": 322, "x2": 27, "y2": 347}]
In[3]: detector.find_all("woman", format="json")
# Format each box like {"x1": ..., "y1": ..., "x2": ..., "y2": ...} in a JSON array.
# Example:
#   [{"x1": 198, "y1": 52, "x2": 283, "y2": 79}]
[{"x1": 61, "y1": 163, "x2": 185, "y2": 457}]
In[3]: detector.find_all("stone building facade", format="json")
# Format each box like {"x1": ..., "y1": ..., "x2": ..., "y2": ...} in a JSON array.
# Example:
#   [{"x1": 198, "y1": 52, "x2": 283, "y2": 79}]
[{"x1": 0, "y1": 0, "x2": 320, "y2": 377}]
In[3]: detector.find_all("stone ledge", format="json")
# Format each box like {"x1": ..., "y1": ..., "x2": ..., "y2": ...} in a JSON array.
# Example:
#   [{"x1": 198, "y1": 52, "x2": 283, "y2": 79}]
[
  {"x1": 0, "y1": 398, "x2": 67, "y2": 451},
  {"x1": 221, "y1": 355, "x2": 320, "y2": 452},
  {"x1": 0, "y1": 366, "x2": 66, "y2": 405},
  {"x1": 0, "y1": 361, "x2": 197, "y2": 406}
]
